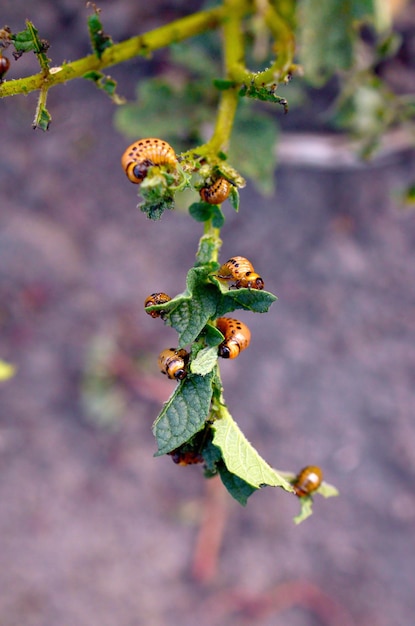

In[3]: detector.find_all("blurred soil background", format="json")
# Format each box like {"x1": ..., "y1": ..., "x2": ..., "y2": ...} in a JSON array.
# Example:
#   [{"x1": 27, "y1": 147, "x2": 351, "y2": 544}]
[{"x1": 1, "y1": 1, "x2": 415, "y2": 625}]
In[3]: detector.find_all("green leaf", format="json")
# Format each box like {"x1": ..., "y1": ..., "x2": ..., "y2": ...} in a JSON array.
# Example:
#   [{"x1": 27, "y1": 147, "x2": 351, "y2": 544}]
[
  {"x1": 278, "y1": 470, "x2": 339, "y2": 523},
  {"x1": 212, "y1": 407, "x2": 295, "y2": 492},
  {"x1": 12, "y1": 21, "x2": 50, "y2": 72},
  {"x1": 201, "y1": 323, "x2": 224, "y2": 347},
  {"x1": 351, "y1": 0, "x2": 375, "y2": 20},
  {"x1": 83, "y1": 71, "x2": 125, "y2": 104},
  {"x1": 153, "y1": 372, "x2": 214, "y2": 455},
  {"x1": 114, "y1": 79, "x2": 211, "y2": 152},
  {"x1": 211, "y1": 205, "x2": 225, "y2": 228},
  {"x1": 87, "y1": 12, "x2": 113, "y2": 59},
  {"x1": 213, "y1": 78, "x2": 237, "y2": 90},
  {"x1": 213, "y1": 283, "x2": 277, "y2": 316},
  {"x1": 217, "y1": 461, "x2": 257, "y2": 505},
  {"x1": 229, "y1": 187, "x2": 240, "y2": 211},
  {"x1": 239, "y1": 84, "x2": 288, "y2": 113},
  {"x1": 170, "y1": 39, "x2": 220, "y2": 80},
  {"x1": 33, "y1": 101, "x2": 51, "y2": 131},
  {"x1": 228, "y1": 105, "x2": 278, "y2": 195},
  {"x1": 190, "y1": 346, "x2": 218, "y2": 376},
  {"x1": 12, "y1": 27, "x2": 38, "y2": 53},
  {"x1": 196, "y1": 236, "x2": 222, "y2": 267},
  {"x1": 298, "y1": 0, "x2": 355, "y2": 86},
  {"x1": 294, "y1": 497, "x2": 314, "y2": 524},
  {"x1": 189, "y1": 202, "x2": 212, "y2": 222},
  {"x1": 166, "y1": 267, "x2": 220, "y2": 347}
]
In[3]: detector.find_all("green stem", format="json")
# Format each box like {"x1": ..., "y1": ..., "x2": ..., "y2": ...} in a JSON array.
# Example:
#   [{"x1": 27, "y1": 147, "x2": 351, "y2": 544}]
[{"x1": 0, "y1": 2, "x2": 253, "y2": 99}]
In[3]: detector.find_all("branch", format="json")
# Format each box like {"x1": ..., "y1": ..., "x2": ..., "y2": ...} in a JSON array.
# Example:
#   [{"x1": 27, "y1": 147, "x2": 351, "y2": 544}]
[{"x1": 0, "y1": 2, "x2": 253, "y2": 99}]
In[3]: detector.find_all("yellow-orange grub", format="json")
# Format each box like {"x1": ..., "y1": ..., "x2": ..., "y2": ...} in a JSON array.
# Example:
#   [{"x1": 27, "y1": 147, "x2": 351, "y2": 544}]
[
  {"x1": 144, "y1": 292, "x2": 172, "y2": 318},
  {"x1": 293, "y1": 466, "x2": 323, "y2": 497},
  {"x1": 216, "y1": 317, "x2": 251, "y2": 359},
  {"x1": 121, "y1": 138, "x2": 177, "y2": 184},
  {"x1": 158, "y1": 348, "x2": 189, "y2": 380},
  {"x1": 169, "y1": 450, "x2": 204, "y2": 465},
  {"x1": 217, "y1": 256, "x2": 264, "y2": 290},
  {"x1": 200, "y1": 177, "x2": 231, "y2": 204}
]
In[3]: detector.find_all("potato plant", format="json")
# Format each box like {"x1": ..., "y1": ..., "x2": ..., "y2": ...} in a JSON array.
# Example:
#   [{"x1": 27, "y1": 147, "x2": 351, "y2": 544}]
[{"x1": 2, "y1": 0, "x2": 410, "y2": 522}]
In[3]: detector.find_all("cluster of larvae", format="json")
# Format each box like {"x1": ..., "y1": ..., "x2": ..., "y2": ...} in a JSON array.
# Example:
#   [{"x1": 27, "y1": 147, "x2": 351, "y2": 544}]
[
  {"x1": 121, "y1": 137, "x2": 233, "y2": 204},
  {"x1": 144, "y1": 255, "x2": 264, "y2": 381}
]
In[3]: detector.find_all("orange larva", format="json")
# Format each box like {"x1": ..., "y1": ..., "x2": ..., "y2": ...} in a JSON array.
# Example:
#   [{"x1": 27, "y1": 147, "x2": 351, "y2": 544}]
[
  {"x1": 217, "y1": 256, "x2": 264, "y2": 290},
  {"x1": 121, "y1": 138, "x2": 177, "y2": 184},
  {"x1": 216, "y1": 317, "x2": 251, "y2": 359},
  {"x1": 293, "y1": 466, "x2": 323, "y2": 497},
  {"x1": 169, "y1": 450, "x2": 204, "y2": 465},
  {"x1": 144, "y1": 292, "x2": 172, "y2": 318},
  {"x1": 234, "y1": 271, "x2": 264, "y2": 290},
  {"x1": 0, "y1": 55, "x2": 10, "y2": 81},
  {"x1": 200, "y1": 177, "x2": 232, "y2": 204},
  {"x1": 218, "y1": 256, "x2": 254, "y2": 279},
  {"x1": 158, "y1": 348, "x2": 189, "y2": 380}
]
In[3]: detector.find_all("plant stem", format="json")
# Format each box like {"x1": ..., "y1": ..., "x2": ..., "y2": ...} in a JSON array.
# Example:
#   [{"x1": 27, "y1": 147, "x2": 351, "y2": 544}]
[{"x1": 0, "y1": 1, "x2": 253, "y2": 99}]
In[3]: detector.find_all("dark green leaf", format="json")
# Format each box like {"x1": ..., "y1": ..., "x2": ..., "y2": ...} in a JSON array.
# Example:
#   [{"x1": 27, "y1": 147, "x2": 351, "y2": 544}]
[
  {"x1": 12, "y1": 27, "x2": 37, "y2": 52},
  {"x1": 217, "y1": 462, "x2": 258, "y2": 505},
  {"x1": 114, "y1": 79, "x2": 211, "y2": 152},
  {"x1": 213, "y1": 282, "x2": 277, "y2": 316},
  {"x1": 351, "y1": 0, "x2": 375, "y2": 20},
  {"x1": 153, "y1": 372, "x2": 214, "y2": 455},
  {"x1": 189, "y1": 201, "x2": 212, "y2": 222},
  {"x1": 213, "y1": 78, "x2": 237, "y2": 90},
  {"x1": 228, "y1": 105, "x2": 278, "y2": 195},
  {"x1": 229, "y1": 187, "x2": 240, "y2": 211},
  {"x1": 33, "y1": 105, "x2": 52, "y2": 131},
  {"x1": 170, "y1": 39, "x2": 220, "y2": 79},
  {"x1": 83, "y1": 71, "x2": 125, "y2": 104},
  {"x1": 166, "y1": 267, "x2": 220, "y2": 347},
  {"x1": 211, "y1": 205, "x2": 225, "y2": 228},
  {"x1": 87, "y1": 13, "x2": 113, "y2": 59},
  {"x1": 240, "y1": 84, "x2": 288, "y2": 113},
  {"x1": 12, "y1": 21, "x2": 50, "y2": 71},
  {"x1": 298, "y1": 0, "x2": 354, "y2": 85},
  {"x1": 201, "y1": 323, "x2": 224, "y2": 347}
]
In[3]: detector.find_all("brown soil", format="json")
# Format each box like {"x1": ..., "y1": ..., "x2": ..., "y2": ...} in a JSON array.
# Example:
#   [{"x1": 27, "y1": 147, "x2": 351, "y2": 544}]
[{"x1": 1, "y1": 3, "x2": 415, "y2": 625}]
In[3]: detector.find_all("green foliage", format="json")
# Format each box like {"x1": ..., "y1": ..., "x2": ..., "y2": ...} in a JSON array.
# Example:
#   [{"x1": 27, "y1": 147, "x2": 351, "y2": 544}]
[
  {"x1": 83, "y1": 71, "x2": 125, "y2": 104},
  {"x1": 239, "y1": 83, "x2": 288, "y2": 113},
  {"x1": 11, "y1": 20, "x2": 50, "y2": 71},
  {"x1": 298, "y1": 0, "x2": 356, "y2": 85},
  {"x1": 279, "y1": 470, "x2": 340, "y2": 523},
  {"x1": 114, "y1": 38, "x2": 283, "y2": 194},
  {"x1": 32, "y1": 96, "x2": 51, "y2": 131},
  {"x1": 212, "y1": 407, "x2": 294, "y2": 493},
  {"x1": 153, "y1": 372, "x2": 215, "y2": 455},
  {"x1": 228, "y1": 105, "x2": 279, "y2": 195},
  {"x1": 189, "y1": 202, "x2": 225, "y2": 227},
  {"x1": 2, "y1": 0, "x2": 355, "y2": 521},
  {"x1": 87, "y1": 9, "x2": 113, "y2": 59}
]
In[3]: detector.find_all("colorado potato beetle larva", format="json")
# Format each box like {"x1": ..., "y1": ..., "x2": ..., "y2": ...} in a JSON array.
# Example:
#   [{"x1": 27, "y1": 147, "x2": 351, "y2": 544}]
[
  {"x1": 217, "y1": 256, "x2": 264, "y2": 290},
  {"x1": 121, "y1": 138, "x2": 177, "y2": 184},
  {"x1": 144, "y1": 292, "x2": 172, "y2": 318},
  {"x1": 216, "y1": 317, "x2": 251, "y2": 359},
  {"x1": 293, "y1": 465, "x2": 323, "y2": 497},
  {"x1": 0, "y1": 55, "x2": 10, "y2": 81},
  {"x1": 169, "y1": 450, "x2": 204, "y2": 465},
  {"x1": 158, "y1": 348, "x2": 189, "y2": 380},
  {"x1": 200, "y1": 177, "x2": 232, "y2": 204}
]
